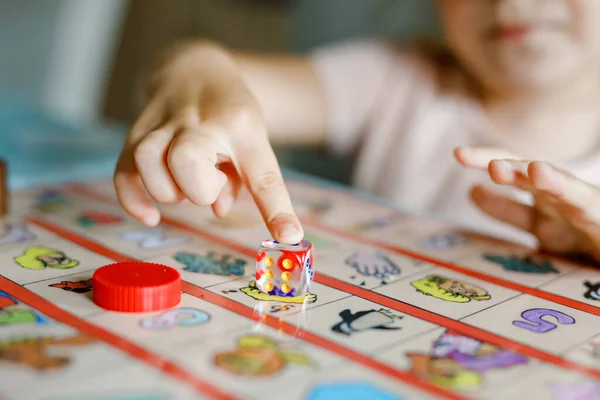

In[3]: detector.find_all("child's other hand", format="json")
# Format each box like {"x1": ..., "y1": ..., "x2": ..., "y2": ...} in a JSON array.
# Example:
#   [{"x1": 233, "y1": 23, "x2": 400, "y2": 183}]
[
  {"x1": 455, "y1": 147, "x2": 600, "y2": 262},
  {"x1": 113, "y1": 42, "x2": 303, "y2": 244}
]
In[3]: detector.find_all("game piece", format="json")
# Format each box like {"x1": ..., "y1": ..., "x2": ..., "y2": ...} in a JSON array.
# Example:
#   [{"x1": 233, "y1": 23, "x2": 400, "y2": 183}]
[
  {"x1": 92, "y1": 261, "x2": 181, "y2": 312},
  {"x1": 255, "y1": 239, "x2": 314, "y2": 297}
]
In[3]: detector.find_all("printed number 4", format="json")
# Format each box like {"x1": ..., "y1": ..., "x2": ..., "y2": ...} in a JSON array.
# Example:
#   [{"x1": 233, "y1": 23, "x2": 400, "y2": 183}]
[{"x1": 512, "y1": 308, "x2": 575, "y2": 333}]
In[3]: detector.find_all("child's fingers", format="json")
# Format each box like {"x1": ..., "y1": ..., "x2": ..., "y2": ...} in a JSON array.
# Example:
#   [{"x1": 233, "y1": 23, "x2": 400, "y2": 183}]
[
  {"x1": 211, "y1": 163, "x2": 242, "y2": 218},
  {"x1": 454, "y1": 147, "x2": 523, "y2": 169},
  {"x1": 470, "y1": 184, "x2": 534, "y2": 232},
  {"x1": 528, "y1": 161, "x2": 600, "y2": 219},
  {"x1": 133, "y1": 125, "x2": 185, "y2": 204},
  {"x1": 488, "y1": 159, "x2": 536, "y2": 192},
  {"x1": 113, "y1": 156, "x2": 161, "y2": 226},
  {"x1": 234, "y1": 135, "x2": 303, "y2": 244},
  {"x1": 113, "y1": 97, "x2": 174, "y2": 225},
  {"x1": 167, "y1": 129, "x2": 228, "y2": 207}
]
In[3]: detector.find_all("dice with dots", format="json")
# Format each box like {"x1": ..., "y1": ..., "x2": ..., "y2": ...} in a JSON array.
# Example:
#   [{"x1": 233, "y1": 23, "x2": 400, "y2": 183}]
[{"x1": 255, "y1": 239, "x2": 314, "y2": 297}]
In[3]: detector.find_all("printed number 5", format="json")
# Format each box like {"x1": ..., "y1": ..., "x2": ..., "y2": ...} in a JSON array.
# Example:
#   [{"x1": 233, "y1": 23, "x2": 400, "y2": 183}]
[{"x1": 512, "y1": 308, "x2": 575, "y2": 333}]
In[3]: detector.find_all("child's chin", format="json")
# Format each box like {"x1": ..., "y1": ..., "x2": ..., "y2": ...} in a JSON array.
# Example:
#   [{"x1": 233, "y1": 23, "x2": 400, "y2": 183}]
[
  {"x1": 492, "y1": 58, "x2": 581, "y2": 90},
  {"x1": 494, "y1": 45, "x2": 585, "y2": 87}
]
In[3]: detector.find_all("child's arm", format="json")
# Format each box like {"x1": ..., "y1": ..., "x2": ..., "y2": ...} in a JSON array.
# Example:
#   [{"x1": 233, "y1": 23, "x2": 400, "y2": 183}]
[{"x1": 114, "y1": 39, "x2": 329, "y2": 243}]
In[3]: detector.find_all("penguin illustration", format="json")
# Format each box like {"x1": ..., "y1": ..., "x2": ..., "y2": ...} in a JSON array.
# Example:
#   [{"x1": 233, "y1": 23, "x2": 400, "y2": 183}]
[
  {"x1": 331, "y1": 308, "x2": 403, "y2": 336},
  {"x1": 583, "y1": 281, "x2": 600, "y2": 301}
]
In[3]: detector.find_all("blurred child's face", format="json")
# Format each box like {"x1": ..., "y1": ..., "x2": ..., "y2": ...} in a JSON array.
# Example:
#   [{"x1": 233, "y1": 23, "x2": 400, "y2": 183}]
[{"x1": 437, "y1": 0, "x2": 600, "y2": 93}]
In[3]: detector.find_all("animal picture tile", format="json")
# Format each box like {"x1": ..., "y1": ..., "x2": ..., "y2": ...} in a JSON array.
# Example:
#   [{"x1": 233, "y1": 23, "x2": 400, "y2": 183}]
[
  {"x1": 0, "y1": 324, "x2": 134, "y2": 397},
  {"x1": 374, "y1": 327, "x2": 537, "y2": 396},
  {"x1": 167, "y1": 325, "x2": 341, "y2": 396},
  {"x1": 454, "y1": 247, "x2": 577, "y2": 288},
  {"x1": 0, "y1": 222, "x2": 56, "y2": 251},
  {"x1": 373, "y1": 268, "x2": 521, "y2": 321},
  {"x1": 0, "y1": 237, "x2": 114, "y2": 286},
  {"x1": 145, "y1": 247, "x2": 254, "y2": 289},
  {"x1": 537, "y1": 267, "x2": 600, "y2": 309},
  {"x1": 316, "y1": 243, "x2": 436, "y2": 290},
  {"x1": 23, "y1": 271, "x2": 101, "y2": 318},
  {"x1": 0, "y1": 291, "x2": 62, "y2": 339},
  {"x1": 281, "y1": 295, "x2": 438, "y2": 355},
  {"x1": 205, "y1": 275, "x2": 348, "y2": 320}
]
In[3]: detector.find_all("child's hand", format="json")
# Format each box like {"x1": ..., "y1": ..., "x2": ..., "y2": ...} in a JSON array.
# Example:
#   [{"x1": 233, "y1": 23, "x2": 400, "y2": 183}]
[
  {"x1": 113, "y1": 42, "x2": 303, "y2": 244},
  {"x1": 455, "y1": 147, "x2": 600, "y2": 262}
]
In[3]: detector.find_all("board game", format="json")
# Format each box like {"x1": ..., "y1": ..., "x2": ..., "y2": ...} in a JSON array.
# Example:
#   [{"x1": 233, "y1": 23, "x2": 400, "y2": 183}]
[{"x1": 2, "y1": 171, "x2": 600, "y2": 400}]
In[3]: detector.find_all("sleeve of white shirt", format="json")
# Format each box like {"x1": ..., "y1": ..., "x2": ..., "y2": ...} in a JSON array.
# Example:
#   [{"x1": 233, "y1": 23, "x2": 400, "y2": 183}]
[{"x1": 309, "y1": 39, "x2": 405, "y2": 156}]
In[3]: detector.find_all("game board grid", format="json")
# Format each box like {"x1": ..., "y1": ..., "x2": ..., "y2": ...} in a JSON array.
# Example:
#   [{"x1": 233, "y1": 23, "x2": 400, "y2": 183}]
[
  {"x1": 11, "y1": 231, "x2": 584, "y2": 400},
  {"x1": 11, "y1": 220, "x2": 476, "y2": 398},
  {"x1": 88, "y1": 241, "x2": 552, "y2": 396},
  {"x1": 0, "y1": 260, "x2": 576, "y2": 398},
  {"x1": 1, "y1": 247, "x2": 440, "y2": 400},
  {"x1": 15, "y1": 182, "x2": 600, "y2": 400},
  {"x1": 82, "y1": 179, "x2": 600, "y2": 327},
  {"x1": 106, "y1": 203, "x2": 598, "y2": 363},
  {"x1": 151, "y1": 233, "x2": 600, "y2": 382},
  {"x1": 85, "y1": 180, "x2": 600, "y2": 348},
  {"x1": 32, "y1": 190, "x2": 600, "y2": 368}
]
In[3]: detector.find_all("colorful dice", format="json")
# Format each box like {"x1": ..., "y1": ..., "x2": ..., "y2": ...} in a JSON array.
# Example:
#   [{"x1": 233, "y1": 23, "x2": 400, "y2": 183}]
[{"x1": 255, "y1": 239, "x2": 314, "y2": 297}]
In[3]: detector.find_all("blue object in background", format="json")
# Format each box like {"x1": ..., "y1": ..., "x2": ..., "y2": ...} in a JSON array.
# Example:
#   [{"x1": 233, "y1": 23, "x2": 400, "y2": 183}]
[
  {"x1": 305, "y1": 382, "x2": 401, "y2": 400},
  {"x1": 0, "y1": 98, "x2": 126, "y2": 190}
]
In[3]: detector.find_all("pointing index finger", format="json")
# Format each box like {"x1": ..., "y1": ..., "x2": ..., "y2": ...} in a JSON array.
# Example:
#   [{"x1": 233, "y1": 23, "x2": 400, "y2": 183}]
[{"x1": 234, "y1": 136, "x2": 303, "y2": 244}]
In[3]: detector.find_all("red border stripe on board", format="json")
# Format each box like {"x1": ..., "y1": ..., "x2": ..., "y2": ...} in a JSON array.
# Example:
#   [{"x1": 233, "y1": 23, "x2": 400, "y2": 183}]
[
  {"x1": 0, "y1": 275, "x2": 237, "y2": 400},
  {"x1": 25, "y1": 217, "x2": 468, "y2": 400}
]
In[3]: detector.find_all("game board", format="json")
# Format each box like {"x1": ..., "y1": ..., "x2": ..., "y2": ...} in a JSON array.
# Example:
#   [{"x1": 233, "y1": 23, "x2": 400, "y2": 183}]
[{"x1": 1, "y1": 172, "x2": 600, "y2": 400}]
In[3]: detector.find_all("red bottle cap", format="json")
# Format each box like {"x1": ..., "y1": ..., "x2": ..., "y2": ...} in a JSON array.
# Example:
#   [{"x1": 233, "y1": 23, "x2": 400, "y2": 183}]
[{"x1": 92, "y1": 262, "x2": 181, "y2": 312}]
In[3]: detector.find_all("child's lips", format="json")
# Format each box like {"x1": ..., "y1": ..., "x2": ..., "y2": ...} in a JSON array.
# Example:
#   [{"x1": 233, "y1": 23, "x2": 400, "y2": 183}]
[{"x1": 492, "y1": 24, "x2": 532, "y2": 40}]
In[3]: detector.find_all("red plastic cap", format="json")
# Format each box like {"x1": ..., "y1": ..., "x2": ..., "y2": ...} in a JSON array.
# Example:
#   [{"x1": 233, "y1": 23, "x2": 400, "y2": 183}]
[{"x1": 92, "y1": 262, "x2": 181, "y2": 312}]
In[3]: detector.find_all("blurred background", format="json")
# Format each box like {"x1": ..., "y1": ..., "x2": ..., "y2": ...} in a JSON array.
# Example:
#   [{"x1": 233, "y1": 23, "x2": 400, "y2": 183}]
[{"x1": 0, "y1": 0, "x2": 440, "y2": 189}]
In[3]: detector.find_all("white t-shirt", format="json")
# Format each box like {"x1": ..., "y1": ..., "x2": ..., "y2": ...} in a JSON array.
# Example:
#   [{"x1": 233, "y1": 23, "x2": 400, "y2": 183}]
[{"x1": 310, "y1": 39, "x2": 600, "y2": 246}]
